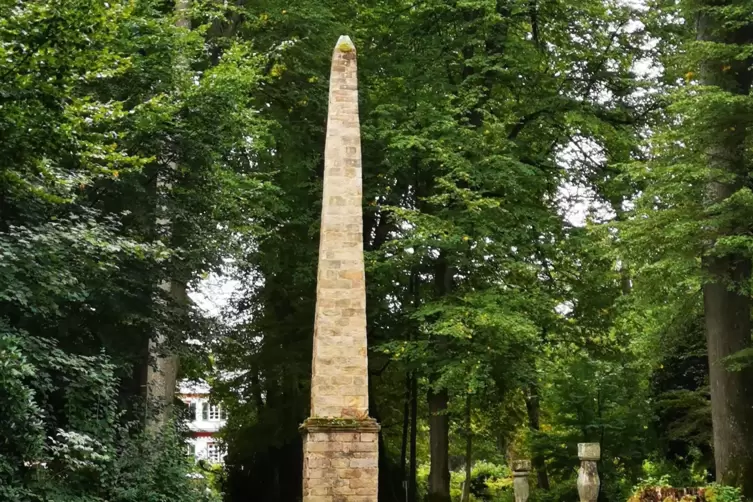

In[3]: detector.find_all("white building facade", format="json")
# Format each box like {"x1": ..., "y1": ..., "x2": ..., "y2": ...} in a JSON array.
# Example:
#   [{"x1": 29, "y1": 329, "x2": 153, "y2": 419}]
[{"x1": 178, "y1": 381, "x2": 227, "y2": 464}]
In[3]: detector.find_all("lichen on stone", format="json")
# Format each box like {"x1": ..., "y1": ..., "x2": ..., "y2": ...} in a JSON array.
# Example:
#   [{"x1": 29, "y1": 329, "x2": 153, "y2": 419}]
[{"x1": 336, "y1": 36, "x2": 355, "y2": 53}]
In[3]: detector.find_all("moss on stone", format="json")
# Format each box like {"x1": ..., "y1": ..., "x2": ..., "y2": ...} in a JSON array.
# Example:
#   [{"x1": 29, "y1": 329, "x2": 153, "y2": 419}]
[
  {"x1": 335, "y1": 36, "x2": 355, "y2": 53},
  {"x1": 299, "y1": 416, "x2": 379, "y2": 433},
  {"x1": 337, "y1": 41, "x2": 354, "y2": 52}
]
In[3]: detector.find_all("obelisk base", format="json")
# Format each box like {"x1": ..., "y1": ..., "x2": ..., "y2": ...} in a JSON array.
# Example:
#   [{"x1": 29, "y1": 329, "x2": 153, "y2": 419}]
[{"x1": 301, "y1": 418, "x2": 380, "y2": 502}]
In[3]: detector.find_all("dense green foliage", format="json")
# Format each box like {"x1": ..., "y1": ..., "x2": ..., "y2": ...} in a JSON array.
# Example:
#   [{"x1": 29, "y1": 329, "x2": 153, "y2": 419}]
[
  {"x1": 0, "y1": 0, "x2": 272, "y2": 499},
  {"x1": 4, "y1": 0, "x2": 753, "y2": 501},
  {"x1": 212, "y1": 0, "x2": 753, "y2": 501}
]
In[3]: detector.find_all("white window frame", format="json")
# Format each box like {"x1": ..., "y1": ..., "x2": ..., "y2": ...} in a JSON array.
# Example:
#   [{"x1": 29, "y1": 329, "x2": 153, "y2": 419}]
[
  {"x1": 208, "y1": 404, "x2": 221, "y2": 421},
  {"x1": 206, "y1": 442, "x2": 223, "y2": 463}
]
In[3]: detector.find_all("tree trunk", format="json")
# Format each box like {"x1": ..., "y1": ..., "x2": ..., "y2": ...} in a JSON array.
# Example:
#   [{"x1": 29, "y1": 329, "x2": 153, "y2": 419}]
[
  {"x1": 401, "y1": 270, "x2": 417, "y2": 499},
  {"x1": 697, "y1": 4, "x2": 753, "y2": 495},
  {"x1": 703, "y1": 255, "x2": 753, "y2": 494},
  {"x1": 525, "y1": 383, "x2": 550, "y2": 490},
  {"x1": 408, "y1": 372, "x2": 418, "y2": 502},
  {"x1": 428, "y1": 256, "x2": 452, "y2": 502},
  {"x1": 400, "y1": 371, "x2": 411, "y2": 497},
  {"x1": 145, "y1": 280, "x2": 185, "y2": 430},
  {"x1": 428, "y1": 387, "x2": 451, "y2": 502},
  {"x1": 461, "y1": 394, "x2": 472, "y2": 502}
]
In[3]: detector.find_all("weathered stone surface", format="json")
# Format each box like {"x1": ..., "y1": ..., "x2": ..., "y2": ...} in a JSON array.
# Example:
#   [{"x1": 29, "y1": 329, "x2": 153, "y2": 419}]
[
  {"x1": 511, "y1": 460, "x2": 531, "y2": 473},
  {"x1": 310, "y1": 34, "x2": 368, "y2": 420},
  {"x1": 301, "y1": 35, "x2": 379, "y2": 502},
  {"x1": 302, "y1": 420, "x2": 379, "y2": 502},
  {"x1": 577, "y1": 442, "x2": 601, "y2": 461},
  {"x1": 512, "y1": 460, "x2": 531, "y2": 502},
  {"x1": 577, "y1": 443, "x2": 600, "y2": 502}
]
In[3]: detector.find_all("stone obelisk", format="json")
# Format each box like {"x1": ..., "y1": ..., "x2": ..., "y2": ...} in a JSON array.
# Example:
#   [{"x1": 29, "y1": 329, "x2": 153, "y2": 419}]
[{"x1": 300, "y1": 36, "x2": 379, "y2": 502}]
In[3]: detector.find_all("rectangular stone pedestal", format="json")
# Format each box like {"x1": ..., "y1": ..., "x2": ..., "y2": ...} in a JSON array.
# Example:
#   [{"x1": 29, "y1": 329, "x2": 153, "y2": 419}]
[{"x1": 301, "y1": 418, "x2": 379, "y2": 502}]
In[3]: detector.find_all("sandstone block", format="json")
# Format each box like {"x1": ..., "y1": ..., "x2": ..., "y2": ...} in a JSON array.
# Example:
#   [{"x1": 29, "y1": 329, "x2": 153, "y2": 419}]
[
  {"x1": 344, "y1": 441, "x2": 377, "y2": 452},
  {"x1": 349, "y1": 458, "x2": 378, "y2": 468}
]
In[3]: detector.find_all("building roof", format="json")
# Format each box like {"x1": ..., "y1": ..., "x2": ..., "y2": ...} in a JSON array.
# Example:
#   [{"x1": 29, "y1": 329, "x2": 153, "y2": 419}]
[{"x1": 178, "y1": 380, "x2": 211, "y2": 395}]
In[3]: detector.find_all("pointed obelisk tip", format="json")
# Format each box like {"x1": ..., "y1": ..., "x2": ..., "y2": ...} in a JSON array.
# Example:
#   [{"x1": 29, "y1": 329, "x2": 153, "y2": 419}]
[{"x1": 335, "y1": 35, "x2": 356, "y2": 53}]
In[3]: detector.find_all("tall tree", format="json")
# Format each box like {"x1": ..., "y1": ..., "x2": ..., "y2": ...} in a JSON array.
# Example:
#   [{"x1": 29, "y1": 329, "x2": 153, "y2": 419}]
[
  {"x1": 145, "y1": 0, "x2": 191, "y2": 432},
  {"x1": 626, "y1": 0, "x2": 753, "y2": 493},
  {"x1": 696, "y1": 0, "x2": 753, "y2": 492}
]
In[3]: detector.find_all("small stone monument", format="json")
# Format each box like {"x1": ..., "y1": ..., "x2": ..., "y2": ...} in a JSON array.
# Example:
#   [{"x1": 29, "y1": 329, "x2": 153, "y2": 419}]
[
  {"x1": 512, "y1": 460, "x2": 531, "y2": 502},
  {"x1": 577, "y1": 443, "x2": 600, "y2": 502},
  {"x1": 299, "y1": 35, "x2": 379, "y2": 502}
]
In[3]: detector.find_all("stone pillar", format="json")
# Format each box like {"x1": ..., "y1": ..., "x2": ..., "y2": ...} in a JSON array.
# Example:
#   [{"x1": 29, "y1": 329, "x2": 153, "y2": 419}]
[
  {"x1": 300, "y1": 35, "x2": 379, "y2": 502},
  {"x1": 577, "y1": 443, "x2": 600, "y2": 502},
  {"x1": 512, "y1": 460, "x2": 531, "y2": 502}
]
